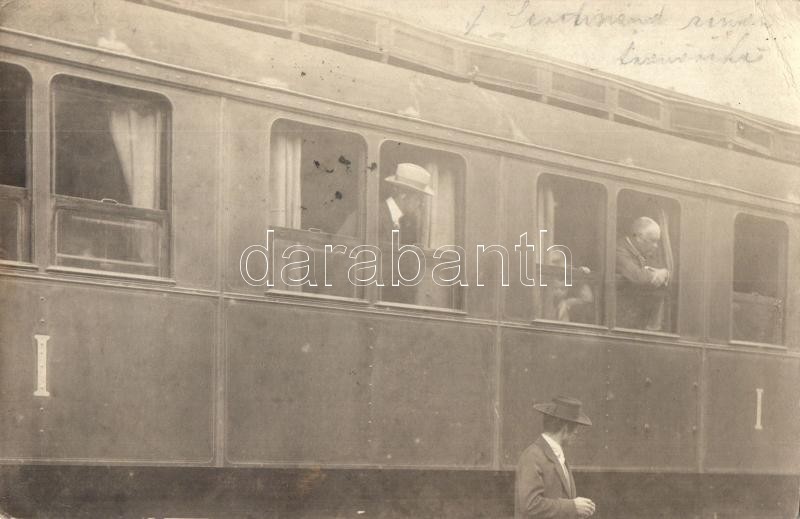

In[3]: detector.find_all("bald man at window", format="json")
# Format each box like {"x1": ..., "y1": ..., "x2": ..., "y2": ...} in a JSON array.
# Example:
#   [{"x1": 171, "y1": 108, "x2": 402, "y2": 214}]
[{"x1": 616, "y1": 216, "x2": 671, "y2": 331}]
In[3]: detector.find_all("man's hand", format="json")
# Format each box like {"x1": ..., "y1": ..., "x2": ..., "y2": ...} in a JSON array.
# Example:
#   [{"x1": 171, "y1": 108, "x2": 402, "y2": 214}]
[
  {"x1": 574, "y1": 497, "x2": 595, "y2": 517},
  {"x1": 646, "y1": 267, "x2": 670, "y2": 287}
]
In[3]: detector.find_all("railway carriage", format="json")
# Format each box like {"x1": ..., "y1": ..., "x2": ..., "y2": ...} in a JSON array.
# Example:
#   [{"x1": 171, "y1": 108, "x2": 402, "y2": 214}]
[{"x1": 1, "y1": 1, "x2": 799, "y2": 517}]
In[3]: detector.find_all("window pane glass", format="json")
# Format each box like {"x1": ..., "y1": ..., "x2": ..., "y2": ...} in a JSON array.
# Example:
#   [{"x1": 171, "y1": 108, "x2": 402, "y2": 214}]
[
  {"x1": 54, "y1": 78, "x2": 166, "y2": 209},
  {"x1": 268, "y1": 120, "x2": 366, "y2": 297},
  {"x1": 379, "y1": 142, "x2": 464, "y2": 309},
  {"x1": 52, "y1": 77, "x2": 169, "y2": 277},
  {"x1": 0, "y1": 200, "x2": 21, "y2": 260},
  {"x1": 615, "y1": 190, "x2": 680, "y2": 332},
  {"x1": 0, "y1": 63, "x2": 31, "y2": 262},
  {"x1": 732, "y1": 215, "x2": 786, "y2": 344},
  {"x1": 56, "y1": 209, "x2": 163, "y2": 276},
  {"x1": 271, "y1": 229, "x2": 361, "y2": 299},
  {"x1": 270, "y1": 120, "x2": 363, "y2": 237},
  {"x1": 0, "y1": 63, "x2": 29, "y2": 188},
  {"x1": 537, "y1": 175, "x2": 605, "y2": 324}
]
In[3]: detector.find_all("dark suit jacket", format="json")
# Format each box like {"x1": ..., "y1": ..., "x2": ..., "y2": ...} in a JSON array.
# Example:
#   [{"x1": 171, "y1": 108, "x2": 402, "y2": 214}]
[
  {"x1": 615, "y1": 236, "x2": 667, "y2": 330},
  {"x1": 379, "y1": 197, "x2": 420, "y2": 247},
  {"x1": 515, "y1": 436, "x2": 578, "y2": 519}
]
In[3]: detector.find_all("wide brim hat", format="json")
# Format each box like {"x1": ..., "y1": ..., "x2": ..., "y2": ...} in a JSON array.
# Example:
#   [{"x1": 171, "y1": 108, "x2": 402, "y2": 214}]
[
  {"x1": 384, "y1": 163, "x2": 435, "y2": 196},
  {"x1": 533, "y1": 396, "x2": 592, "y2": 426}
]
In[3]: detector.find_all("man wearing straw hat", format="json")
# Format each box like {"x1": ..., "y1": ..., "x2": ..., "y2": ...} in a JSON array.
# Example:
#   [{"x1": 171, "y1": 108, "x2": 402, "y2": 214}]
[
  {"x1": 516, "y1": 396, "x2": 596, "y2": 518},
  {"x1": 380, "y1": 162, "x2": 435, "y2": 246},
  {"x1": 335, "y1": 162, "x2": 434, "y2": 244}
]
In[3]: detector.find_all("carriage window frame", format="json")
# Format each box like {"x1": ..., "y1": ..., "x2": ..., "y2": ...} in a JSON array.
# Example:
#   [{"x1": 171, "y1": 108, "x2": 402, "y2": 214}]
[
  {"x1": 533, "y1": 173, "x2": 607, "y2": 328},
  {"x1": 266, "y1": 118, "x2": 368, "y2": 301},
  {"x1": 730, "y1": 213, "x2": 787, "y2": 346},
  {"x1": 50, "y1": 75, "x2": 171, "y2": 280},
  {"x1": 0, "y1": 62, "x2": 32, "y2": 265},
  {"x1": 613, "y1": 189, "x2": 681, "y2": 336},
  {"x1": 376, "y1": 140, "x2": 466, "y2": 312}
]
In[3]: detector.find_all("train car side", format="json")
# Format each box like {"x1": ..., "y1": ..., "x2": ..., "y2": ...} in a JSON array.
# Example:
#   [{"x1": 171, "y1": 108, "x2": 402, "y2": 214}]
[{"x1": 1, "y1": 1, "x2": 799, "y2": 517}]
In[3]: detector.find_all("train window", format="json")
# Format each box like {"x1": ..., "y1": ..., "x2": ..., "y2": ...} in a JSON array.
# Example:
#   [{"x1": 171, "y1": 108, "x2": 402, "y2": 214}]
[
  {"x1": 378, "y1": 141, "x2": 464, "y2": 309},
  {"x1": 0, "y1": 63, "x2": 31, "y2": 262},
  {"x1": 536, "y1": 175, "x2": 605, "y2": 325},
  {"x1": 268, "y1": 119, "x2": 366, "y2": 298},
  {"x1": 52, "y1": 76, "x2": 170, "y2": 277},
  {"x1": 615, "y1": 190, "x2": 680, "y2": 333},
  {"x1": 732, "y1": 214, "x2": 787, "y2": 344}
]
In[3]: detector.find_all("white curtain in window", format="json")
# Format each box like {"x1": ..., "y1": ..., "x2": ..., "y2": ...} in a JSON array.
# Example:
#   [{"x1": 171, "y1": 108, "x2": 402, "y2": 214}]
[
  {"x1": 269, "y1": 132, "x2": 302, "y2": 228},
  {"x1": 537, "y1": 184, "x2": 555, "y2": 250},
  {"x1": 109, "y1": 107, "x2": 159, "y2": 208},
  {"x1": 427, "y1": 162, "x2": 456, "y2": 248}
]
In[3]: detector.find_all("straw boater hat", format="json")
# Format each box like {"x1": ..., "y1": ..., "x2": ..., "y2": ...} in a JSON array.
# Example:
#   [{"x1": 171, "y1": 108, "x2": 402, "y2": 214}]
[
  {"x1": 533, "y1": 396, "x2": 592, "y2": 426},
  {"x1": 384, "y1": 163, "x2": 435, "y2": 196}
]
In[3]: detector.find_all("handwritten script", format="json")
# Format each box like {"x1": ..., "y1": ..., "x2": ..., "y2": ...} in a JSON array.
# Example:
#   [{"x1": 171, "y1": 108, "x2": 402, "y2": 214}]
[{"x1": 465, "y1": 0, "x2": 770, "y2": 66}]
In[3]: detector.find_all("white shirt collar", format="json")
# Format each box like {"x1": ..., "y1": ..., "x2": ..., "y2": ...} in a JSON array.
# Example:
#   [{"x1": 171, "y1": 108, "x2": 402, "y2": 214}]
[
  {"x1": 541, "y1": 433, "x2": 565, "y2": 464},
  {"x1": 385, "y1": 196, "x2": 404, "y2": 227}
]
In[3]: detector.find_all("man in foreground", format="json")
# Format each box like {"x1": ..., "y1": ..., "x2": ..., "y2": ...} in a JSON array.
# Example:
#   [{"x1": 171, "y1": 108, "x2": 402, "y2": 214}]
[{"x1": 516, "y1": 396, "x2": 596, "y2": 518}]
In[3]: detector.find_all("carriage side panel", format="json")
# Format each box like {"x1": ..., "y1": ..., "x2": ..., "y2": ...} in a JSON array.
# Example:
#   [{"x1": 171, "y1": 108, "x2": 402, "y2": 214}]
[{"x1": 0, "y1": 278, "x2": 215, "y2": 463}]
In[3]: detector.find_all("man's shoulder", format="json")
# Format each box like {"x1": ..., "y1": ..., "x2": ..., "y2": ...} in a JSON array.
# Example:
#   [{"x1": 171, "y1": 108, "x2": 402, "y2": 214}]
[
  {"x1": 616, "y1": 236, "x2": 633, "y2": 254},
  {"x1": 518, "y1": 438, "x2": 549, "y2": 463}
]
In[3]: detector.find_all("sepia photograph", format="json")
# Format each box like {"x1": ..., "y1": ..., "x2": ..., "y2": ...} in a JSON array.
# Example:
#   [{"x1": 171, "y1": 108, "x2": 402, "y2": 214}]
[{"x1": 0, "y1": 0, "x2": 799, "y2": 517}]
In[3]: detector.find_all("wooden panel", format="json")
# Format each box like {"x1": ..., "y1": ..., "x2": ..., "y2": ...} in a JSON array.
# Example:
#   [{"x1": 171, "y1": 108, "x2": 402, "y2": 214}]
[
  {"x1": 369, "y1": 318, "x2": 494, "y2": 467},
  {"x1": 704, "y1": 350, "x2": 800, "y2": 473},
  {"x1": 705, "y1": 203, "x2": 735, "y2": 344},
  {"x1": 0, "y1": 279, "x2": 44, "y2": 459},
  {"x1": 502, "y1": 330, "x2": 700, "y2": 470},
  {"x1": 501, "y1": 158, "x2": 536, "y2": 323},
  {"x1": 0, "y1": 279, "x2": 215, "y2": 462},
  {"x1": 226, "y1": 302, "x2": 372, "y2": 464},
  {"x1": 470, "y1": 49, "x2": 541, "y2": 94},
  {"x1": 677, "y1": 198, "x2": 706, "y2": 339},
  {"x1": 391, "y1": 26, "x2": 458, "y2": 76},
  {"x1": 223, "y1": 99, "x2": 271, "y2": 294},
  {"x1": 604, "y1": 342, "x2": 700, "y2": 469},
  {"x1": 226, "y1": 303, "x2": 494, "y2": 468},
  {"x1": 465, "y1": 152, "x2": 501, "y2": 320},
  {"x1": 171, "y1": 92, "x2": 220, "y2": 289},
  {"x1": 501, "y1": 329, "x2": 608, "y2": 468},
  {"x1": 786, "y1": 224, "x2": 800, "y2": 351},
  {"x1": 303, "y1": 1, "x2": 380, "y2": 49}
]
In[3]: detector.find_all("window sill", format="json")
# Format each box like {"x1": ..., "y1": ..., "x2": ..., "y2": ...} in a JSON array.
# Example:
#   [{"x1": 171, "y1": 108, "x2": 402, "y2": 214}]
[
  {"x1": 45, "y1": 266, "x2": 176, "y2": 286},
  {"x1": 611, "y1": 327, "x2": 680, "y2": 339},
  {"x1": 375, "y1": 300, "x2": 467, "y2": 316},
  {"x1": 532, "y1": 319, "x2": 607, "y2": 332},
  {"x1": 728, "y1": 340, "x2": 787, "y2": 351},
  {"x1": 0, "y1": 260, "x2": 39, "y2": 271},
  {"x1": 265, "y1": 288, "x2": 368, "y2": 306}
]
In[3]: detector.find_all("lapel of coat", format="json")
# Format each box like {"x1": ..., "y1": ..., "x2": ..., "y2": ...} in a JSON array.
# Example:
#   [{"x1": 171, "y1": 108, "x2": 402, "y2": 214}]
[
  {"x1": 565, "y1": 460, "x2": 576, "y2": 499},
  {"x1": 536, "y1": 436, "x2": 571, "y2": 498}
]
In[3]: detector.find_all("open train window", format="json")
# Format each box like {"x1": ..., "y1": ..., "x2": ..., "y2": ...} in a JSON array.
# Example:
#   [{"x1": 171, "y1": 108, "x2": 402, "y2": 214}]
[
  {"x1": 0, "y1": 63, "x2": 31, "y2": 262},
  {"x1": 732, "y1": 214, "x2": 786, "y2": 345},
  {"x1": 536, "y1": 174, "x2": 605, "y2": 325},
  {"x1": 615, "y1": 190, "x2": 680, "y2": 333},
  {"x1": 52, "y1": 76, "x2": 170, "y2": 277},
  {"x1": 378, "y1": 141, "x2": 464, "y2": 310},
  {"x1": 268, "y1": 119, "x2": 366, "y2": 298}
]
